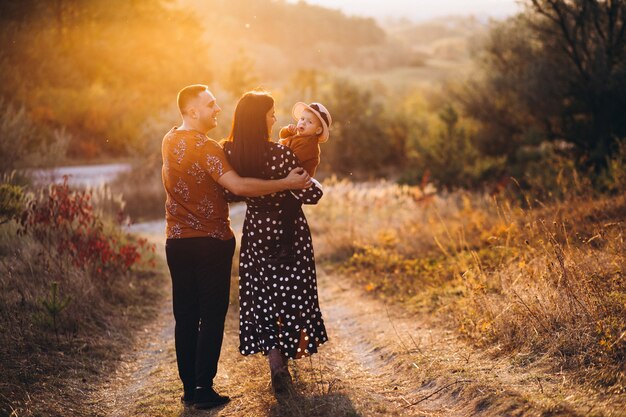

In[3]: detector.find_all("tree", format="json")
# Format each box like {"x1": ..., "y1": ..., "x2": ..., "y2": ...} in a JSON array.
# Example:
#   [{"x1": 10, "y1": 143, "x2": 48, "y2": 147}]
[
  {"x1": 403, "y1": 105, "x2": 504, "y2": 190},
  {"x1": 319, "y1": 79, "x2": 393, "y2": 175},
  {"x1": 289, "y1": 69, "x2": 320, "y2": 103},
  {"x1": 0, "y1": 0, "x2": 214, "y2": 159},
  {"x1": 460, "y1": 0, "x2": 626, "y2": 174},
  {"x1": 223, "y1": 51, "x2": 260, "y2": 98}
]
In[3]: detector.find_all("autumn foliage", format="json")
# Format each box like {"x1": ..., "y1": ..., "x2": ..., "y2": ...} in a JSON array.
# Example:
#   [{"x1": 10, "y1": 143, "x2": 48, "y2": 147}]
[{"x1": 19, "y1": 177, "x2": 155, "y2": 281}]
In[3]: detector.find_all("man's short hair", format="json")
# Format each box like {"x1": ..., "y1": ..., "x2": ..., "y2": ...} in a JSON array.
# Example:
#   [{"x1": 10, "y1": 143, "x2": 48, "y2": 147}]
[{"x1": 177, "y1": 84, "x2": 209, "y2": 114}]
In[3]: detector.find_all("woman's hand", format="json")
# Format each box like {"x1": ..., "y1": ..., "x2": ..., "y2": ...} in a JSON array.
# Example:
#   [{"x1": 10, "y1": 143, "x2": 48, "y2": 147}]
[{"x1": 283, "y1": 167, "x2": 312, "y2": 190}]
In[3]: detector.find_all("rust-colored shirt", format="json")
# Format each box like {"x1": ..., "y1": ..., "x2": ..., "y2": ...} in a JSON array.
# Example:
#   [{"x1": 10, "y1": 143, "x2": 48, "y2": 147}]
[
  {"x1": 161, "y1": 127, "x2": 234, "y2": 240},
  {"x1": 279, "y1": 127, "x2": 321, "y2": 176}
]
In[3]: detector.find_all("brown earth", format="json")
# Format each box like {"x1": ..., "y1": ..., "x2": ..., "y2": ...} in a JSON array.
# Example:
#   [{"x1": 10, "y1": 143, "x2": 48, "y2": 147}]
[{"x1": 87, "y1": 224, "x2": 626, "y2": 417}]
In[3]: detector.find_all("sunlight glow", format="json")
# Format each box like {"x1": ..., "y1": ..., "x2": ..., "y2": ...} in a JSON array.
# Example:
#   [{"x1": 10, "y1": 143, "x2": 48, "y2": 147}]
[{"x1": 284, "y1": 0, "x2": 520, "y2": 21}]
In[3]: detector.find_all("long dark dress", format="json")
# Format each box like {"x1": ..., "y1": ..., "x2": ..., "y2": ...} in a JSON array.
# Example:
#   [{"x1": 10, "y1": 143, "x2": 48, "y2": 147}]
[{"x1": 223, "y1": 142, "x2": 328, "y2": 359}]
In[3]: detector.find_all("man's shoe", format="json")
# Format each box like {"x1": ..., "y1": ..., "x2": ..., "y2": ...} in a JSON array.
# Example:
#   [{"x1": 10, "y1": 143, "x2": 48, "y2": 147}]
[
  {"x1": 194, "y1": 386, "x2": 230, "y2": 410},
  {"x1": 180, "y1": 394, "x2": 195, "y2": 407}
]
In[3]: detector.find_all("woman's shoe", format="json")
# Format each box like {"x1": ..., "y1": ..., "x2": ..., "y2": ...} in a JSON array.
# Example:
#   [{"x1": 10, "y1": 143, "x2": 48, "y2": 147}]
[
  {"x1": 271, "y1": 367, "x2": 293, "y2": 396},
  {"x1": 180, "y1": 394, "x2": 195, "y2": 407},
  {"x1": 268, "y1": 349, "x2": 293, "y2": 396}
]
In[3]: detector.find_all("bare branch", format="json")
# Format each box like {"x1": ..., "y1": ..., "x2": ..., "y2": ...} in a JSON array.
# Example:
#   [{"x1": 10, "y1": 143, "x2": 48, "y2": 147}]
[
  {"x1": 591, "y1": 1, "x2": 608, "y2": 47},
  {"x1": 611, "y1": 3, "x2": 626, "y2": 66},
  {"x1": 542, "y1": 0, "x2": 590, "y2": 81}
]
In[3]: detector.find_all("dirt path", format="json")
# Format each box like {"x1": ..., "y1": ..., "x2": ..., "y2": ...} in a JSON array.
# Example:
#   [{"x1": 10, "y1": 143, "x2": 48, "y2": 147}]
[{"x1": 90, "y1": 218, "x2": 626, "y2": 417}]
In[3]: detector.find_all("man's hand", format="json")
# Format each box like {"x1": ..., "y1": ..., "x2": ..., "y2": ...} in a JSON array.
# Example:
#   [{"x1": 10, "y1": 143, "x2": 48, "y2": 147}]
[{"x1": 284, "y1": 167, "x2": 312, "y2": 189}]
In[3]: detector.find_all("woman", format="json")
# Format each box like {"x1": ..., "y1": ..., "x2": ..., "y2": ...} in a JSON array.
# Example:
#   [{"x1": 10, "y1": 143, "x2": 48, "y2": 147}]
[{"x1": 223, "y1": 91, "x2": 328, "y2": 395}]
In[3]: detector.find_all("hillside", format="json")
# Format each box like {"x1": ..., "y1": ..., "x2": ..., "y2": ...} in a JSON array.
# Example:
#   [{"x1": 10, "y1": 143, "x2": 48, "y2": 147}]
[
  {"x1": 383, "y1": 15, "x2": 488, "y2": 63},
  {"x1": 182, "y1": 0, "x2": 411, "y2": 76}
]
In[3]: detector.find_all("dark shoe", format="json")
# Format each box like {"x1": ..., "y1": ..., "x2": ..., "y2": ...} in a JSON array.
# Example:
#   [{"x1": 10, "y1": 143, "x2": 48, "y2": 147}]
[
  {"x1": 180, "y1": 394, "x2": 195, "y2": 407},
  {"x1": 267, "y1": 244, "x2": 296, "y2": 265},
  {"x1": 271, "y1": 367, "x2": 293, "y2": 396},
  {"x1": 194, "y1": 386, "x2": 230, "y2": 410}
]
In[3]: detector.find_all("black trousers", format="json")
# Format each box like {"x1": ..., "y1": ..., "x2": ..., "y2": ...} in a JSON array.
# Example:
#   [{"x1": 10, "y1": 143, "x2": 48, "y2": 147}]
[{"x1": 165, "y1": 236, "x2": 235, "y2": 395}]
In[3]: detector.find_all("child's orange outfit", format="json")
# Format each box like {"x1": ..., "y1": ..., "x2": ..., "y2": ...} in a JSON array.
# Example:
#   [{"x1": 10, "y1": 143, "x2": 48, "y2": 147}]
[
  {"x1": 278, "y1": 130, "x2": 320, "y2": 176},
  {"x1": 269, "y1": 102, "x2": 331, "y2": 264}
]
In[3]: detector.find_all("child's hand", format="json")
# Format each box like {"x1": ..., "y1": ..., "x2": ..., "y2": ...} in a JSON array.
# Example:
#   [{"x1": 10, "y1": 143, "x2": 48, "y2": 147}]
[{"x1": 287, "y1": 124, "x2": 297, "y2": 135}]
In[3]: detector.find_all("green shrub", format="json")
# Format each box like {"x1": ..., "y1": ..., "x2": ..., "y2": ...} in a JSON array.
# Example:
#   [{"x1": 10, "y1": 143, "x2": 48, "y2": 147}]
[
  {"x1": 0, "y1": 182, "x2": 25, "y2": 224},
  {"x1": 600, "y1": 139, "x2": 626, "y2": 193},
  {"x1": 37, "y1": 281, "x2": 72, "y2": 344},
  {"x1": 512, "y1": 142, "x2": 592, "y2": 201},
  {"x1": 319, "y1": 78, "x2": 402, "y2": 175},
  {"x1": 400, "y1": 104, "x2": 505, "y2": 190}
]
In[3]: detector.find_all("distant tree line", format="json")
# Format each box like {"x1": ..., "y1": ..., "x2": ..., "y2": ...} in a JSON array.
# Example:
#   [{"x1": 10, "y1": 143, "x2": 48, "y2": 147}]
[
  {"x1": 0, "y1": 0, "x2": 401, "y2": 168},
  {"x1": 318, "y1": 0, "x2": 626, "y2": 193},
  {"x1": 0, "y1": 0, "x2": 214, "y2": 163},
  {"x1": 460, "y1": 0, "x2": 626, "y2": 179}
]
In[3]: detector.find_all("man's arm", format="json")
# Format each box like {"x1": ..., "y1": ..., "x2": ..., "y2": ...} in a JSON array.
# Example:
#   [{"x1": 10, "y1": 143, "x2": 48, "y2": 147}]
[
  {"x1": 217, "y1": 167, "x2": 312, "y2": 197},
  {"x1": 290, "y1": 177, "x2": 323, "y2": 205}
]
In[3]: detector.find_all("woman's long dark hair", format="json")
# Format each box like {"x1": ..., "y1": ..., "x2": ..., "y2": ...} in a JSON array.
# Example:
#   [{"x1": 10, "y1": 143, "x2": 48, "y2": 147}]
[{"x1": 226, "y1": 91, "x2": 274, "y2": 178}]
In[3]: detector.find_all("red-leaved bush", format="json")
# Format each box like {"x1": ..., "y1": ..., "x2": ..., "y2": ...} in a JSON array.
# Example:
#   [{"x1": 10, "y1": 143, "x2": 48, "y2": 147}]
[{"x1": 19, "y1": 177, "x2": 155, "y2": 282}]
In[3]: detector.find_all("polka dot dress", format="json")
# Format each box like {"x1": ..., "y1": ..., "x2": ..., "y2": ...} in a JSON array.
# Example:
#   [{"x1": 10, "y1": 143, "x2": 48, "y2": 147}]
[{"x1": 223, "y1": 142, "x2": 328, "y2": 359}]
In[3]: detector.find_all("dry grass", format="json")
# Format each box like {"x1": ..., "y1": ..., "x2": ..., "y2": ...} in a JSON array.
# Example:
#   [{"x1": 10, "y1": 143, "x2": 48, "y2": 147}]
[
  {"x1": 0, "y1": 219, "x2": 166, "y2": 416},
  {"x1": 108, "y1": 156, "x2": 166, "y2": 223},
  {"x1": 306, "y1": 178, "x2": 626, "y2": 391}
]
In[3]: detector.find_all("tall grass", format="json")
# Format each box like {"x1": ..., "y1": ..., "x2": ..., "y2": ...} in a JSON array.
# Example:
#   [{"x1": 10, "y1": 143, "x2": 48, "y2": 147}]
[
  {"x1": 0, "y1": 179, "x2": 161, "y2": 416},
  {"x1": 307, "y1": 178, "x2": 626, "y2": 388}
]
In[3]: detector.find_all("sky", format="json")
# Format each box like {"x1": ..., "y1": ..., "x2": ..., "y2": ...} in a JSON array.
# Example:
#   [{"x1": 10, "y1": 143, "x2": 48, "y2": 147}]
[{"x1": 286, "y1": 0, "x2": 522, "y2": 22}]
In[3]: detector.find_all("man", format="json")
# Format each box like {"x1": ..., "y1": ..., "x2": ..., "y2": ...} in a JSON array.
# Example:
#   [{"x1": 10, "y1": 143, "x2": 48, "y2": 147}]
[{"x1": 162, "y1": 84, "x2": 311, "y2": 409}]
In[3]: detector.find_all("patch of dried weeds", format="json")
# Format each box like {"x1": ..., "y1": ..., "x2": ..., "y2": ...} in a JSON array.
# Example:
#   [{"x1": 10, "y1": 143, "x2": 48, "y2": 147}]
[
  {"x1": 306, "y1": 178, "x2": 626, "y2": 393},
  {"x1": 0, "y1": 218, "x2": 165, "y2": 416}
]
